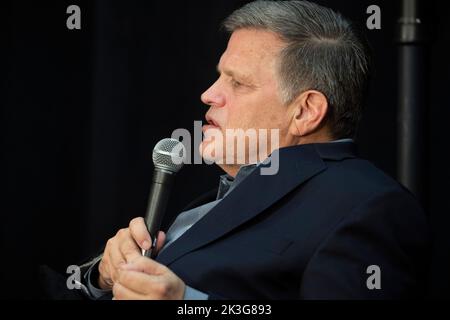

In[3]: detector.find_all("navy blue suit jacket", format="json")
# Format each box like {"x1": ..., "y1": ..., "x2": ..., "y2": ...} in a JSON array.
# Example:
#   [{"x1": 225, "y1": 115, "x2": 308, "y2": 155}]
[{"x1": 155, "y1": 142, "x2": 429, "y2": 299}]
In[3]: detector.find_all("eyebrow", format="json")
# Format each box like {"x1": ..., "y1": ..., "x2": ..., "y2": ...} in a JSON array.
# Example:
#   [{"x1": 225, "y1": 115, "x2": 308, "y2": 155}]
[{"x1": 216, "y1": 64, "x2": 254, "y2": 84}]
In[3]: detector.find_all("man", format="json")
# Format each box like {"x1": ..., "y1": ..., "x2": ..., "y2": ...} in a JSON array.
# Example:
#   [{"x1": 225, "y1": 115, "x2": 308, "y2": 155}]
[{"x1": 79, "y1": 0, "x2": 429, "y2": 299}]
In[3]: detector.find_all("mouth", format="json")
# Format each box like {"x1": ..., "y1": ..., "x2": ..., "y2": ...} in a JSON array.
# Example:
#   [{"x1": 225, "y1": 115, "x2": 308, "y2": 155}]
[{"x1": 203, "y1": 114, "x2": 221, "y2": 132}]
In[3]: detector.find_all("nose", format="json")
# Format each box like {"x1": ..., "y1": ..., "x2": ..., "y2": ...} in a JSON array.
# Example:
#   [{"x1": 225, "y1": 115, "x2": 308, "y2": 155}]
[{"x1": 200, "y1": 80, "x2": 226, "y2": 108}]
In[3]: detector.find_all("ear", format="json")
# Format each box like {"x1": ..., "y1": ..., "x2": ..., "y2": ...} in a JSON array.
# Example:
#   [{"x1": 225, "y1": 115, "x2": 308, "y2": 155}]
[{"x1": 289, "y1": 90, "x2": 329, "y2": 138}]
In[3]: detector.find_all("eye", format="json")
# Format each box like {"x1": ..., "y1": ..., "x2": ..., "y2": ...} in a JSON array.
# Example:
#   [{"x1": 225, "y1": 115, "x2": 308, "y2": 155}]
[{"x1": 231, "y1": 79, "x2": 243, "y2": 88}]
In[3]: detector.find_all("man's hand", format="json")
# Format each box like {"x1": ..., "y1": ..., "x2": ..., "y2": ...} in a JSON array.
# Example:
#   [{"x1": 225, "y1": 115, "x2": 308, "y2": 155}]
[
  {"x1": 113, "y1": 256, "x2": 186, "y2": 300},
  {"x1": 98, "y1": 217, "x2": 166, "y2": 290}
]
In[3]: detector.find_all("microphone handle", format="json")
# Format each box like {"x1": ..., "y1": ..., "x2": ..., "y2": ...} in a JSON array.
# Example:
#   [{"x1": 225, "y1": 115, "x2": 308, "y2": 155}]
[{"x1": 143, "y1": 169, "x2": 175, "y2": 258}]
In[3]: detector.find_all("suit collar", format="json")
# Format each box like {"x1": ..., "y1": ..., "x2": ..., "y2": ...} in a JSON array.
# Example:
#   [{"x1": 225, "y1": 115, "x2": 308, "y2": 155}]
[
  {"x1": 313, "y1": 141, "x2": 357, "y2": 160},
  {"x1": 156, "y1": 142, "x2": 356, "y2": 266}
]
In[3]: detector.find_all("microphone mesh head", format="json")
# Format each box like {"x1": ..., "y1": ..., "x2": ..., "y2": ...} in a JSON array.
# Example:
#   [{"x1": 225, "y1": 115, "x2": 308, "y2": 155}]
[{"x1": 152, "y1": 138, "x2": 186, "y2": 173}]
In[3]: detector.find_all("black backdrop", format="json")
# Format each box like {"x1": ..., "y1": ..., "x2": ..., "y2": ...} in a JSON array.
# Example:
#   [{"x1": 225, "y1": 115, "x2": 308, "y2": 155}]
[{"x1": 1, "y1": 0, "x2": 449, "y2": 299}]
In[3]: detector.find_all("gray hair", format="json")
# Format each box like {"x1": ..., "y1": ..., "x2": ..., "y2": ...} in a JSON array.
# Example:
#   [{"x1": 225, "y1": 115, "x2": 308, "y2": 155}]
[{"x1": 223, "y1": 0, "x2": 371, "y2": 139}]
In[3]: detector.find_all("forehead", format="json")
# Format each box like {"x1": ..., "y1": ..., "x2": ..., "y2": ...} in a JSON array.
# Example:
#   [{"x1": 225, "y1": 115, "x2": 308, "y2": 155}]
[{"x1": 219, "y1": 29, "x2": 285, "y2": 76}]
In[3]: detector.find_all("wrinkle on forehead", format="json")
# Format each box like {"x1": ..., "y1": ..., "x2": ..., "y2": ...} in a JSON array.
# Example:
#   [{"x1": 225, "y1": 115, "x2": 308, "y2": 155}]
[{"x1": 218, "y1": 29, "x2": 286, "y2": 85}]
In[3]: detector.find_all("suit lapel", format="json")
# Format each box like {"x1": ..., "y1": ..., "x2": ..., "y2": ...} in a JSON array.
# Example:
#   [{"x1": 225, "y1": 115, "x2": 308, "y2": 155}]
[{"x1": 157, "y1": 143, "x2": 344, "y2": 266}]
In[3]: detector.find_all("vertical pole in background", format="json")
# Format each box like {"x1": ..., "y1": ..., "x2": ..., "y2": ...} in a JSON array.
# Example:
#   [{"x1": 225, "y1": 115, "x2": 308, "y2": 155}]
[{"x1": 396, "y1": 0, "x2": 427, "y2": 200}]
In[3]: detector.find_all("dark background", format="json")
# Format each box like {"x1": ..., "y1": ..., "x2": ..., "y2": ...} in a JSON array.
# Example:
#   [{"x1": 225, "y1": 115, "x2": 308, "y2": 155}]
[{"x1": 1, "y1": 0, "x2": 448, "y2": 299}]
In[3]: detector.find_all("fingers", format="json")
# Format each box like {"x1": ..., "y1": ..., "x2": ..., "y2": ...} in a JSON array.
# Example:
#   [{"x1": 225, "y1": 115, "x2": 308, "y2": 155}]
[
  {"x1": 98, "y1": 258, "x2": 114, "y2": 289},
  {"x1": 129, "y1": 217, "x2": 151, "y2": 250},
  {"x1": 102, "y1": 230, "x2": 128, "y2": 285},
  {"x1": 117, "y1": 270, "x2": 160, "y2": 295},
  {"x1": 120, "y1": 236, "x2": 141, "y2": 262},
  {"x1": 114, "y1": 257, "x2": 185, "y2": 300},
  {"x1": 99, "y1": 217, "x2": 167, "y2": 292},
  {"x1": 122, "y1": 256, "x2": 167, "y2": 276},
  {"x1": 108, "y1": 235, "x2": 127, "y2": 266},
  {"x1": 99, "y1": 226, "x2": 140, "y2": 288},
  {"x1": 129, "y1": 217, "x2": 166, "y2": 255},
  {"x1": 113, "y1": 282, "x2": 145, "y2": 300}
]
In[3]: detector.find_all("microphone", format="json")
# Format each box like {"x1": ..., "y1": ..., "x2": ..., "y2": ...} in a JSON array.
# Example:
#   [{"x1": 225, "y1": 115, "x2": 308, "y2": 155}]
[{"x1": 142, "y1": 138, "x2": 186, "y2": 258}]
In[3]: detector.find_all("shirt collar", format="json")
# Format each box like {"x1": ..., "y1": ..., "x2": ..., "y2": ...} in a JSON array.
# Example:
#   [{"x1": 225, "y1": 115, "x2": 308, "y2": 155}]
[
  {"x1": 216, "y1": 164, "x2": 257, "y2": 200},
  {"x1": 215, "y1": 139, "x2": 354, "y2": 200}
]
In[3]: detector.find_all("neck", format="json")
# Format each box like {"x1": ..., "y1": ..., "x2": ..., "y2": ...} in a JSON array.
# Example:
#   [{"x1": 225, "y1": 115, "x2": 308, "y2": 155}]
[
  {"x1": 295, "y1": 127, "x2": 334, "y2": 145},
  {"x1": 216, "y1": 131, "x2": 337, "y2": 178},
  {"x1": 217, "y1": 164, "x2": 242, "y2": 178}
]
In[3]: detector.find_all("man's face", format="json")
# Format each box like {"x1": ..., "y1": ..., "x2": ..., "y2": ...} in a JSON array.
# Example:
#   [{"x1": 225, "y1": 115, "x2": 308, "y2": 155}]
[{"x1": 200, "y1": 29, "x2": 295, "y2": 168}]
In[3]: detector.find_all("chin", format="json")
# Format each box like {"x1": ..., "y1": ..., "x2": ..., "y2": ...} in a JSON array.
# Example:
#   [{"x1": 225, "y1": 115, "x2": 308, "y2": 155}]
[{"x1": 199, "y1": 139, "x2": 220, "y2": 164}]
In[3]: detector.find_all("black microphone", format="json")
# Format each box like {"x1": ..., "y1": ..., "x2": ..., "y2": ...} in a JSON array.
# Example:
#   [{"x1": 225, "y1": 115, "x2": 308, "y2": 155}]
[{"x1": 143, "y1": 138, "x2": 185, "y2": 258}]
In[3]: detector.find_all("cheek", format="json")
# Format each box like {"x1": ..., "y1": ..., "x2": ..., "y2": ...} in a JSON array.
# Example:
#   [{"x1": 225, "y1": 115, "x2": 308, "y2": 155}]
[
  {"x1": 224, "y1": 88, "x2": 286, "y2": 130},
  {"x1": 225, "y1": 96, "x2": 265, "y2": 130},
  {"x1": 243, "y1": 105, "x2": 285, "y2": 130},
  {"x1": 226, "y1": 107, "x2": 253, "y2": 129}
]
